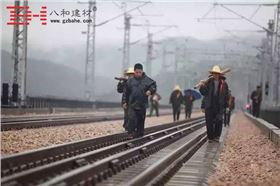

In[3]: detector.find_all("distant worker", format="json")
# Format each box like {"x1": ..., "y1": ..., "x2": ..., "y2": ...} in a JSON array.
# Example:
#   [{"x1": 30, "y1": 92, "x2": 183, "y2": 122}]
[
  {"x1": 198, "y1": 65, "x2": 229, "y2": 142},
  {"x1": 149, "y1": 92, "x2": 161, "y2": 117},
  {"x1": 116, "y1": 67, "x2": 134, "y2": 131},
  {"x1": 184, "y1": 90, "x2": 194, "y2": 119},
  {"x1": 224, "y1": 90, "x2": 235, "y2": 126},
  {"x1": 219, "y1": 75, "x2": 229, "y2": 126},
  {"x1": 245, "y1": 103, "x2": 251, "y2": 113},
  {"x1": 122, "y1": 63, "x2": 157, "y2": 138},
  {"x1": 200, "y1": 75, "x2": 211, "y2": 114},
  {"x1": 169, "y1": 85, "x2": 183, "y2": 121},
  {"x1": 250, "y1": 86, "x2": 262, "y2": 117}
]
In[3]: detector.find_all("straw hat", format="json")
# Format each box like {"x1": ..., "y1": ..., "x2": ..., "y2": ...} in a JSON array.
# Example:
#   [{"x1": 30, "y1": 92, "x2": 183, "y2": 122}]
[
  {"x1": 125, "y1": 67, "x2": 134, "y2": 74},
  {"x1": 209, "y1": 65, "x2": 222, "y2": 74},
  {"x1": 174, "y1": 85, "x2": 181, "y2": 91}
]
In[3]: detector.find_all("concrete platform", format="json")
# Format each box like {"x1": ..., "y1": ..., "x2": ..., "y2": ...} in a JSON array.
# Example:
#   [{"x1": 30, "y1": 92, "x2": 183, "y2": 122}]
[
  {"x1": 260, "y1": 107, "x2": 280, "y2": 128},
  {"x1": 245, "y1": 112, "x2": 280, "y2": 147}
]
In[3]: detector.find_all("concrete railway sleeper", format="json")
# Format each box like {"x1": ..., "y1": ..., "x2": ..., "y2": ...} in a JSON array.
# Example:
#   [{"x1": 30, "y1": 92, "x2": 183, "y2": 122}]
[
  {"x1": 1, "y1": 120, "x2": 205, "y2": 186},
  {"x1": 127, "y1": 131, "x2": 207, "y2": 186},
  {"x1": 33, "y1": 122, "x2": 206, "y2": 186},
  {"x1": 1, "y1": 112, "x2": 174, "y2": 131},
  {"x1": 1, "y1": 117, "x2": 204, "y2": 178},
  {"x1": 1, "y1": 115, "x2": 124, "y2": 131}
]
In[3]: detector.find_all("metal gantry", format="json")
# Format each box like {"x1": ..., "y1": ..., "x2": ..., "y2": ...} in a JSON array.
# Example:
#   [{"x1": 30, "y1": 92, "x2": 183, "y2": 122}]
[
  {"x1": 81, "y1": 0, "x2": 97, "y2": 101},
  {"x1": 274, "y1": 2, "x2": 280, "y2": 104},
  {"x1": 11, "y1": 0, "x2": 28, "y2": 106},
  {"x1": 264, "y1": 19, "x2": 275, "y2": 106},
  {"x1": 161, "y1": 45, "x2": 174, "y2": 71},
  {"x1": 122, "y1": 3, "x2": 131, "y2": 72},
  {"x1": 198, "y1": 2, "x2": 280, "y2": 106},
  {"x1": 111, "y1": 1, "x2": 151, "y2": 73},
  {"x1": 146, "y1": 32, "x2": 153, "y2": 76},
  {"x1": 131, "y1": 23, "x2": 176, "y2": 76}
]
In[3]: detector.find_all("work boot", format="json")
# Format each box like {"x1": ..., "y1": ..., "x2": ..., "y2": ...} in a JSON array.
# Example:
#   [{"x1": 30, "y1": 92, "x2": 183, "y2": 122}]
[{"x1": 213, "y1": 137, "x2": 220, "y2": 142}]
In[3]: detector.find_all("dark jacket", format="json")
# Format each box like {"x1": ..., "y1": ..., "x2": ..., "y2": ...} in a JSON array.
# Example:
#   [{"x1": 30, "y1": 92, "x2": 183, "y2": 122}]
[
  {"x1": 228, "y1": 96, "x2": 235, "y2": 111},
  {"x1": 199, "y1": 77, "x2": 229, "y2": 111},
  {"x1": 169, "y1": 90, "x2": 183, "y2": 109},
  {"x1": 251, "y1": 90, "x2": 262, "y2": 105},
  {"x1": 122, "y1": 73, "x2": 157, "y2": 109},
  {"x1": 201, "y1": 96, "x2": 205, "y2": 109},
  {"x1": 117, "y1": 80, "x2": 127, "y2": 93},
  {"x1": 184, "y1": 95, "x2": 194, "y2": 109}
]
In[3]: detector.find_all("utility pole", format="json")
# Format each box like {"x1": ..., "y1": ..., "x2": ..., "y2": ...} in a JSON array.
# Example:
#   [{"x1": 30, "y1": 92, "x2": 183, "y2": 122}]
[
  {"x1": 268, "y1": 19, "x2": 275, "y2": 105},
  {"x1": 199, "y1": 2, "x2": 278, "y2": 106},
  {"x1": 80, "y1": 1, "x2": 150, "y2": 83},
  {"x1": 161, "y1": 46, "x2": 173, "y2": 71},
  {"x1": 122, "y1": 2, "x2": 131, "y2": 72},
  {"x1": 162, "y1": 46, "x2": 167, "y2": 70},
  {"x1": 131, "y1": 23, "x2": 176, "y2": 76},
  {"x1": 275, "y1": 1, "x2": 280, "y2": 105},
  {"x1": 146, "y1": 32, "x2": 153, "y2": 76},
  {"x1": 11, "y1": 0, "x2": 28, "y2": 106},
  {"x1": 80, "y1": 0, "x2": 97, "y2": 101},
  {"x1": 261, "y1": 19, "x2": 275, "y2": 106},
  {"x1": 174, "y1": 46, "x2": 180, "y2": 84},
  {"x1": 112, "y1": 1, "x2": 152, "y2": 73}
]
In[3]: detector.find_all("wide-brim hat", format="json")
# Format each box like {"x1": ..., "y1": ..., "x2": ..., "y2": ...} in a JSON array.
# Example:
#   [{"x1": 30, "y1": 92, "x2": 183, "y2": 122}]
[
  {"x1": 209, "y1": 65, "x2": 222, "y2": 74},
  {"x1": 125, "y1": 67, "x2": 134, "y2": 74},
  {"x1": 174, "y1": 85, "x2": 181, "y2": 91}
]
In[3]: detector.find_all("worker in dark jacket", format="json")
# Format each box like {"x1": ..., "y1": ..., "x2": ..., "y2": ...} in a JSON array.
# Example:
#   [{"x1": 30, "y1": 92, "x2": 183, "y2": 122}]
[
  {"x1": 116, "y1": 67, "x2": 134, "y2": 131},
  {"x1": 117, "y1": 67, "x2": 134, "y2": 93},
  {"x1": 122, "y1": 63, "x2": 157, "y2": 138},
  {"x1": 224, "y1": 90, "x2": 235, "y2": 126},
  {"x1": 250, "y1": 86, "x2": 262, "y2": 117},
  {"x1": 149, "y1": 92, "x2": 161, "y2": 117},
  {"x1": 199, "y1": 65, "x2": 229, "y2": 142},
  {"x1": 200, "y1": 75, "x2": 211, "y2": 114},
  {"x1": 170, "y1": 85, "x2": 183, "y2": 121},
  {"x1": 184, "y1": 91, "x2": 194, "y2": 119},
  {"x1": 219, "y1": 75, "x2": 229, "y2": 127}
]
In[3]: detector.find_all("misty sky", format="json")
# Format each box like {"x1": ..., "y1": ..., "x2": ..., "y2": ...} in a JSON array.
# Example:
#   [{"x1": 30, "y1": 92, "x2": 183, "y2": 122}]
[{"x1": 1, "y1": 0, "x2": 277, "y2": 75}]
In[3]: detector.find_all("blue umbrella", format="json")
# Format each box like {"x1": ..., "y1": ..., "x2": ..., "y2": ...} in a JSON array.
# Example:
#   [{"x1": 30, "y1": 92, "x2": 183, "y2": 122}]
[{"x1": 184, "y1": 89, "x2": 202, "y2": 100}]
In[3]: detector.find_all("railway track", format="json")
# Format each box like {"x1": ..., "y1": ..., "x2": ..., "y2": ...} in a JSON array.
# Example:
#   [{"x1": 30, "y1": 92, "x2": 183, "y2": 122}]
[
  {"x1": 1, "y1": 116, "x2": 206, "y2": 186},
  {"x1": 1, "y1": 112, "x2": 128, "y2": 123},
  {"x1": 1, "y1": 114, "x2": 104, "y2": 123},
  {"x1": 1, "y1": 117, "x2": 204, "y2": 176},
  {"x1": 1, "y1": 111, "x2": 172, "y2": 131},
  {"x1": 1, "y1": 114, "x2": 123, "y2": 131}
]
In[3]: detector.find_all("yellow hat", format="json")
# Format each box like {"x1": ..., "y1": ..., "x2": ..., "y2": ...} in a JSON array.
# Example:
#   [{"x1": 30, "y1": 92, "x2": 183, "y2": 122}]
[
  {"x1": 125, "y1": 67, "x2": 134, "y2": 74},
  {"x1": 174, "y1": 85, "x2": 181, "y2": 91},
  {"x1": 209, "y1": 65, "x2": 222, "y2": 74}
]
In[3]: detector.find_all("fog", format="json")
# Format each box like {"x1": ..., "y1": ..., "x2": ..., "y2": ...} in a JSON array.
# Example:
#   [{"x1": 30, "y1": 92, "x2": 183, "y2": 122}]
[{"x1": 1, "y1": 0, "x2": 277, "y2": 106}]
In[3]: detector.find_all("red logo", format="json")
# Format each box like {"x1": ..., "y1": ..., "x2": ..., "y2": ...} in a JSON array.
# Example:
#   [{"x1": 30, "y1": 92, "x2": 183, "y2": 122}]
[{"x1": 7, "y1": 5, "x2": 47, "y2": 26}]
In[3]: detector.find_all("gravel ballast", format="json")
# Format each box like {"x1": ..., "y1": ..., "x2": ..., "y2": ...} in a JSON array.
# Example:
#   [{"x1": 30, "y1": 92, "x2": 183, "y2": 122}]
[
  {"x1": 208, "y1": 112, "x2": 280, "y2": 186},
  {"x1": 1, "y1": 113, "x2": 202, "y2": 156}
]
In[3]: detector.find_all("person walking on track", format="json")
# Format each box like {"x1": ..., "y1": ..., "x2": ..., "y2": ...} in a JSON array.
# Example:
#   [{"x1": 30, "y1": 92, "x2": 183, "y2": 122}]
[
  {"x1": 149, "y1": 92, "x2": 161, "y2": 117},
  {"x1": 122, "y1": 63, "x2": 157, "y2": 138},
  {"x1": 198, "y1": 65, "x2": 229, "y2": 142},
  {"x1": 250, "y1": 86, "x2": 262, "y2": 117},
  {"x1": 184, "y1": 91, "x2": 194, "y2": 119},
  {"x1": 224, "y1": 90, "x2": 235, "y2": 127},
  {"x1": 116, "y1": 67, "x2": 134, "y2": 131},
  {"x1": 169, "y1": 85, "x2": 183, "y2": 121}
]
